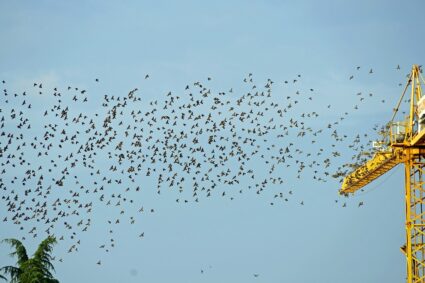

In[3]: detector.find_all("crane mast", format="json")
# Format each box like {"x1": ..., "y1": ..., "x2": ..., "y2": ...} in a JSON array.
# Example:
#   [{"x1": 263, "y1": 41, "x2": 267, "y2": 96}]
[{"x1": 340, "y1": 65, "x2": 425, "y2": 283}]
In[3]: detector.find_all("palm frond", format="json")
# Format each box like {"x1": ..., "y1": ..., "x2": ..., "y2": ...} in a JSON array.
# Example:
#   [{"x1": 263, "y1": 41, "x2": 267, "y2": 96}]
[
  {"x1": 33, "y1": 236, "x2": 57, "y2": 278},
  {"x1": 0, "y1": 265, "x2": 21, "y2": 282},
  {"x1": 34, "y1": 236, "x2": 56, "y2": 262},
  {"x1": 2, "y1": 238, "x2": 29, "y2": 266}
]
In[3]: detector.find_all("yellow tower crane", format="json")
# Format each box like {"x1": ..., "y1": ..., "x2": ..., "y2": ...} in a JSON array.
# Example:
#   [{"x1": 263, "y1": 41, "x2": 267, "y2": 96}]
[{"x1": 340, "y1": 65, "x2": 425, "y2": 283}]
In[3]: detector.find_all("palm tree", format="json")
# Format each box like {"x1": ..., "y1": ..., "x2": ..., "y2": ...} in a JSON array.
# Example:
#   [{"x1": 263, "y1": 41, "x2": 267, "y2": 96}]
[{"x1": 0, "y1": 236, "x2": 59, "y2": 283}]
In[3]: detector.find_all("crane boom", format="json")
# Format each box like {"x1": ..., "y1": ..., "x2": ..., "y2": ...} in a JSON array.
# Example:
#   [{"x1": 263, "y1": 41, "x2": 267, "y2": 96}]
[{"x1": 340, "y1": 148, "x2": 404, "y2": 194}]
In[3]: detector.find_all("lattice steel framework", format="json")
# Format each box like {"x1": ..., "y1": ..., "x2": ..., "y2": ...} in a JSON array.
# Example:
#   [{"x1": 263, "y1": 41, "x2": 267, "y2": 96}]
[{"x1": 404, "y1": 149, "x2": 425, "y2": 283}]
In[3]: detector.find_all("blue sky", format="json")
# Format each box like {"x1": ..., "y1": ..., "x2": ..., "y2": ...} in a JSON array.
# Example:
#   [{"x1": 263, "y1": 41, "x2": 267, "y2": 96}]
[{"x1": 0, "y1": 1, "x2": 424, "y2": 282}]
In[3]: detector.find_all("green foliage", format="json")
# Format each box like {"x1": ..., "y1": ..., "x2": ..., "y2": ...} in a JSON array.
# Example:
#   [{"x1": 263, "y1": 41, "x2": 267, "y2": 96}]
[
  {"x1": 0, "y1": 236, "x2": 59, "y2": 283},
  {"x1": 2, "y1": 239, "x2": 28, "y2": 267}
]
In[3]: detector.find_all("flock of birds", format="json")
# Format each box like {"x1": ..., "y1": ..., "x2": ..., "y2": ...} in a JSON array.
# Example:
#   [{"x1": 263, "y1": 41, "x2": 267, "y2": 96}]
[{"x1": 0, "y1": 65, "x2": 410, "y2": 268}]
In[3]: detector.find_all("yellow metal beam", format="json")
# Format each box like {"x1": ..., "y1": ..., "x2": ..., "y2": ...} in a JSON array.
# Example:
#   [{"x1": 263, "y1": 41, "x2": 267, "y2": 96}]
[
  {"x1": 339, "y1": 148, "x2": 404, "y2": 195},
  {"x1": 404, "y1": 150, "x2": 425, "y2": 282},
  {"x1": 410, "y1": 129, "x2": 425, "y2": 146}
]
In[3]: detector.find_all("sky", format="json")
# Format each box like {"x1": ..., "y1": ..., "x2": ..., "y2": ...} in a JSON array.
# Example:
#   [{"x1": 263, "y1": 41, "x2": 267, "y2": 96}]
[{"x1": 0, "y1": 1, "x2": 424, "y2": 282}]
